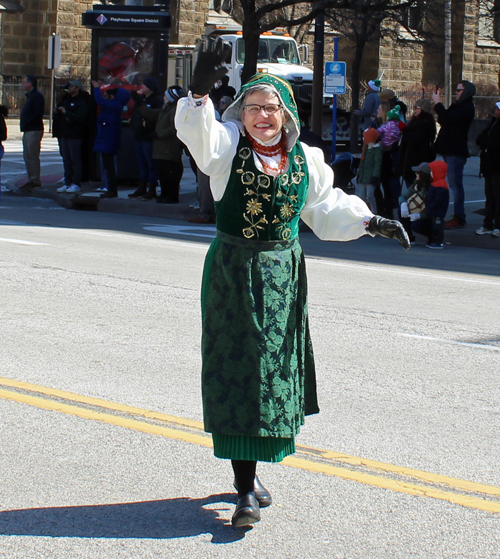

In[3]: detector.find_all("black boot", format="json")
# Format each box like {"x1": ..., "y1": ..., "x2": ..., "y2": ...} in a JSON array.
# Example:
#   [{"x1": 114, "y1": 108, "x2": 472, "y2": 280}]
[
  {"x1": 234, "y1": 475, "x2": 272, "y2": 507},
  {"x1": 231, "y1": 493, "x2": 260, "y2": 528},
  {"x1": 141, "y1": 183, "x2": 157, "y2": 201},
  {"x1": 128, "y1": 182, "x2": 147, "y2": 198}
]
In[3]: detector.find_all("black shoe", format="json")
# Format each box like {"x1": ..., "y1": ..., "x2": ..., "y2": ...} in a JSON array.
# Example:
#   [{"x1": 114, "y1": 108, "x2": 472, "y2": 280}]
[
  {"x1": 231, "y1": 493, "x2": 260, "y2": 528},
  {"x1": 141, "y1": 184, "x2": 157, "y2": 200},
  {"x1": 100, "y1": 190, "x2": 118, "y2": 198},
  {"x1": 128, "y1": 184, "x2": 147, "y2": 198},
  {"x1": 234, "y1": 475, "x2": 272, "y2": 508}
]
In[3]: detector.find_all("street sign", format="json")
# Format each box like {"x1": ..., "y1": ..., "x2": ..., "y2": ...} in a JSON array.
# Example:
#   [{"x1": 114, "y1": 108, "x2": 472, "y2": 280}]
[
  {"x1": 324, "y1": 61, "x2": 346, "y2": 95},
  {"x1": 47, "y1": 34, "x2": 61, "y2": 69}
]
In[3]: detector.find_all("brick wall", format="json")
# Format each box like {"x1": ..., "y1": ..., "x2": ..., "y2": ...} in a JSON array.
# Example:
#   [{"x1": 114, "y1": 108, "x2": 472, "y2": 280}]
[
  {"x1": 1, "y1": 0, "x2": 58, "y2": 78},
  {"x1": 175, "y1": 0, "x2": 209, "y2": 45},
  {"x1": 56, "y1": 0, "x2": 93, "y2": 80}
]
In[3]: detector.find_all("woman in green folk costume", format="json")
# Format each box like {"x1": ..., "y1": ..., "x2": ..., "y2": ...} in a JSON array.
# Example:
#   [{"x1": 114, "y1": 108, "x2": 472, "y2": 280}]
[{"x1": 175, "y1": 39, "x2": 410, "y2": 529}]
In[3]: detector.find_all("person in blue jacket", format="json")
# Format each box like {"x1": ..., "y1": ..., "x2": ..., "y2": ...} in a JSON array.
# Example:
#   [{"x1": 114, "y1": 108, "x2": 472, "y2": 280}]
[{"x1": 91, "y1": 80, "x2": 130, "y2": 198}]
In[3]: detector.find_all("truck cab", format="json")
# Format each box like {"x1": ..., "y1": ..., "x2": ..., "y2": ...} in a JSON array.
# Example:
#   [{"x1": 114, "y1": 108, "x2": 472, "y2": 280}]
[{"x1": 203, "y1": 25, "x2": 313, "y2": 115}]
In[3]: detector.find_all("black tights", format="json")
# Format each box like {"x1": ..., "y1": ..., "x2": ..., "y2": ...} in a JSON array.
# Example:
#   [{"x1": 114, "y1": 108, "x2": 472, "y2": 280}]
[{"x1": 231, "y1": 459, "x2": 256, "y2": 496}]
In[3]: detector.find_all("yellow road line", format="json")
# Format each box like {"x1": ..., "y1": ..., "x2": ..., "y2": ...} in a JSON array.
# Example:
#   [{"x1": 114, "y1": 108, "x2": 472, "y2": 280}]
[
  {"x1": 283, "y1": 457, "x2": 500, "y2": 514},
  {"x1": 1, "y1": 377, "x2": 500, "y2": 514},
  {"x1": 0, "y1": 388, "x2": 212, "y2": 448},
  {"x1": 296, "y1": 446, "x2": 500, "y2": 498},
  {"x1": 0, "y1": 375, "x2": 203, "y2": 430}
]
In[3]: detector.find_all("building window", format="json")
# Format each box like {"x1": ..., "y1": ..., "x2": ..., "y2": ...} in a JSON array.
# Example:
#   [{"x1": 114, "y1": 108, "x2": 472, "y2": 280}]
[
  {"x1": 478, "y1": 0, "x2": 500, "y2": 47},
  {"x1": 403, "y1": 4, "x2": 424, "y2": 32},
  {"x1": 209, "y1": 0, "x2": 232, "y2": 12}
]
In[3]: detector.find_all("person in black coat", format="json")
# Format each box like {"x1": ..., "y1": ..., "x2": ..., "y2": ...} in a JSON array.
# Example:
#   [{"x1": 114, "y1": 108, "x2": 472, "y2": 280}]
[
  {"x1": 0, "y1": 104, "x2": 7, "y2": 202},
  {"x1": 475, "y1": 102, "x2": 500, "y2": 236},
  {"x1": 396, "y1": 98, "x2": 436, "y2": 187},
  {"x1": 55, "y1": 80, "x2": 89, "y2": 193},
  {"x1": 128, "y1": 76, "x2": 164, "y2": 199},
  {"x1": 432, "y1": 80, "x2": 476, "y2": 228},
  {"x1": 19, "y1": 75, "x2": 45, "y2": 190}
]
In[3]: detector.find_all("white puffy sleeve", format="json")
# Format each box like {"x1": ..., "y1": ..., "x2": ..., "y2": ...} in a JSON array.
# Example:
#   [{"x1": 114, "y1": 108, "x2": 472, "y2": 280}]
[
  {"x1": 175, "y1": 95, "x2": 240, "y2": 201},
  {"x1": 300, "y1": 143, "x2": 374, "y2": 241}
]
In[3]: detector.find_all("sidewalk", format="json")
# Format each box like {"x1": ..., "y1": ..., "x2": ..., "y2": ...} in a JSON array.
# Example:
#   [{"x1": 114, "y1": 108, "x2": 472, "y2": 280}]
[
  {"x1": 4, "y1": 154, "x2": 201, "y2": 222},
  {"x1": 4, "y1": 154, "x2": 500, "y2": 251}
]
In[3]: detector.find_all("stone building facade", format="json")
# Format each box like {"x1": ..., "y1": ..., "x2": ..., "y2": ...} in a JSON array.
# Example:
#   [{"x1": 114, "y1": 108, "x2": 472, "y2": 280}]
[{"x1": 1, "y1": 0, "x2": 499, "y2": 112}]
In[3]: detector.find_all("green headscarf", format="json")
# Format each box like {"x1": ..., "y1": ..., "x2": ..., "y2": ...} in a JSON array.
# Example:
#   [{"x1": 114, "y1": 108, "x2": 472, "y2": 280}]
[{"x1": 222, "y1": 73, "x2": 300, "y2": 151}]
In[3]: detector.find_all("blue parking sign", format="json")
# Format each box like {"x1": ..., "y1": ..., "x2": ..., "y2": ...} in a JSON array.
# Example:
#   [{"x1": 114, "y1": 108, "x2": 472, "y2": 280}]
[{"x1": 324, "y1": 62, "x2": 346, "y2": 94}]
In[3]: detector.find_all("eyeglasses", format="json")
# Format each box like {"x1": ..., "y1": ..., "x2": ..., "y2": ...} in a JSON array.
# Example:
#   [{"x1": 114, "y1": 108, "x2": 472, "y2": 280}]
[
  {"x1": 243, "y1": 104, "x2": 282, "y2": 115},
  {"x1": 414, "y1": 106, "x2": 421, "y2": 110},
  {"x1": 456, "y1": 88, "x2": 464, "y2": 92}
]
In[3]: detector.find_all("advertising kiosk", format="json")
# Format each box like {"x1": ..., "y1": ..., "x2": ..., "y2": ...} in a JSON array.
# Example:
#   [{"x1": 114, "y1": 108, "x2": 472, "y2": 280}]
[{"x1": 82, "y1": 3, "x2": 171, "y2": 182}]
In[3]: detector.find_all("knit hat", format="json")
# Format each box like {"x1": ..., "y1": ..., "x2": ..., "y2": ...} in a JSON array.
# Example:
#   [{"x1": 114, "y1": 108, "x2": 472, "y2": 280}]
[
  {"x1": 165, "y1": 85, "x2": 186, "y2": 103},
  {"x1": 411, "y1": 162, "x2": 431, "y2": 174},
  {"x1": 363, "y1": 127, "x2": 379, "y2": 144},
  {"x1": 222, "y1": 73, "x2": 300, "y2": 151},
  {"x1": 415, "y1": 98, "x2": 432, "y2": 113},
  {"x1": 386, "y1": 105, "x2": 401, "y2": 121},
  {"x1": 379, "y1": 89, "x2": 395, "y2": 102},
  {"x1": 142, "y1": 76, "x2": 158, "y2": 92},
  {"x1": 368, "y1": 79, "x2": 381, "y2": 92}
]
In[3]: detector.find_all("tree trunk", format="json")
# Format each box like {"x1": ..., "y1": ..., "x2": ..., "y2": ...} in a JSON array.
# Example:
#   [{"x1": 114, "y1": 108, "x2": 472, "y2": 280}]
[
  {"x1": 241, "y1": 18, "x2": 261, "y2": 85},
  {"x1": 349, "y1": 38, "x2": 365, "y2": 154}
]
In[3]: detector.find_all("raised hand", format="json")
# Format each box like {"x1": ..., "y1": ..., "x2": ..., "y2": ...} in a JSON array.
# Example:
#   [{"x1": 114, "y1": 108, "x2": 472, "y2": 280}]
[{"x1": 189, "y1": 37, "x2": 232, "y2": 97}]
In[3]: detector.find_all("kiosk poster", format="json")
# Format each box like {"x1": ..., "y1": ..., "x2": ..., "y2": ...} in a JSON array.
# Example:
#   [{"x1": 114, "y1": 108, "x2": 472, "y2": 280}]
[{"x1": 98, "y1": 36, "x2": 155, "y2": 85}]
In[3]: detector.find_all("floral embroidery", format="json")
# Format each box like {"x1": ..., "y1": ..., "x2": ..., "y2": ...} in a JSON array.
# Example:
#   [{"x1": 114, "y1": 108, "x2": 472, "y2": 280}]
[
  {"x1": 236, "y1": 143, "x2": 307, "y2": 240},
  {"x1": 247, "y1": 199, "x2": 263, "y2": 215},
  {"x1": 280, "y1": 202, "x2": 294, "y2": 219}
]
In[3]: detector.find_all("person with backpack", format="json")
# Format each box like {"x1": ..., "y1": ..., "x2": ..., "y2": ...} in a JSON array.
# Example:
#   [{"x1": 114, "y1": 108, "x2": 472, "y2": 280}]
[{"x1": 132, "y1": 85, "x2": 186, "y2": 204}]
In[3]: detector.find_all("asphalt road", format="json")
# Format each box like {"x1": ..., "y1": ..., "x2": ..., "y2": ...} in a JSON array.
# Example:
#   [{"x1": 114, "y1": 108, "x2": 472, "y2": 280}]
[{"x1": 0, "y1": 196, "x2": 499, "y2": 559}]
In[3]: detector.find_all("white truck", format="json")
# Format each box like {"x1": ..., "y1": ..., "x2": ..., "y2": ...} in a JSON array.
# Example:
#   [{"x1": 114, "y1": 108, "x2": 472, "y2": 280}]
[
  {"x1": 202, "y1": 24, "x2": 313, "y2": 107},
  {"x1": 168, "y1": 24, "x2": 317, "y2": 131}
]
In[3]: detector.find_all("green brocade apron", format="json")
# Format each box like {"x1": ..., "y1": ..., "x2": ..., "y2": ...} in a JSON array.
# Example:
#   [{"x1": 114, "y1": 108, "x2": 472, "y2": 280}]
[{"x1": 201, "y1": 135, "x2": 319, "y2": 462}]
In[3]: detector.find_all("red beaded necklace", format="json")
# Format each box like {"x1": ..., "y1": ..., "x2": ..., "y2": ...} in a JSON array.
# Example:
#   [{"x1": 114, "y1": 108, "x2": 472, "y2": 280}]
[{"x1": 246, "y1": 131, "x2": 288, "y2": 175}]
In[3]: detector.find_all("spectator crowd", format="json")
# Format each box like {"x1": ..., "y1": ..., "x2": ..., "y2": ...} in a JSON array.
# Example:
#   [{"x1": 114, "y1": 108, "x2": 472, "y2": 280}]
[{"x1": 8, "y1": 72, "x2": 500, "y2": 245}]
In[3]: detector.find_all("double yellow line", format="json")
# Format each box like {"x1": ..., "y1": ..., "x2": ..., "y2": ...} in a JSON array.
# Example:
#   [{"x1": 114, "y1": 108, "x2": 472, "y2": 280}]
[{"x1": 1, "y1": 375, "x2": 500, "y2": 514}]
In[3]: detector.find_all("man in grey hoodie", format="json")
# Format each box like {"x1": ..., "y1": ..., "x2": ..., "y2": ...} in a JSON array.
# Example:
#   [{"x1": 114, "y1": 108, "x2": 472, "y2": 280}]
[{"x1": 432, "y1": 80, "x2": 476, "y2": 229}]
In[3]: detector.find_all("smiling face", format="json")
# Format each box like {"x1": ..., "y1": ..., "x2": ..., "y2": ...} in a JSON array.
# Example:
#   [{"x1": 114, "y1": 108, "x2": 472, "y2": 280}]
[{"x1": 241, "y1": 90, "x2": 287, "y2": 143}]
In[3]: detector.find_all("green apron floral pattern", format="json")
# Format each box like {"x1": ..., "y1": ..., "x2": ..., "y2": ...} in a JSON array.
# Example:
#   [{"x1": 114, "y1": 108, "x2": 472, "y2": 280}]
[{"x1": 200, "y1": 136, "x2": 319, "y2": 444}]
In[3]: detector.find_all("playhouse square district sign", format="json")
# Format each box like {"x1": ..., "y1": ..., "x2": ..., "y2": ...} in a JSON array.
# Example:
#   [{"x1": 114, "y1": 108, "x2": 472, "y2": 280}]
[{"x1": 82, "y1": 10, "x2": 171, "y2": 30}]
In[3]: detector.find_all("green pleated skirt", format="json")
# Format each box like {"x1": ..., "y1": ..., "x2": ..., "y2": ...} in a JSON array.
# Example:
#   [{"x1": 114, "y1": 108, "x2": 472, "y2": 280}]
[{"x1": 212, "y1": 433, "x2": 296, "y2": 462}]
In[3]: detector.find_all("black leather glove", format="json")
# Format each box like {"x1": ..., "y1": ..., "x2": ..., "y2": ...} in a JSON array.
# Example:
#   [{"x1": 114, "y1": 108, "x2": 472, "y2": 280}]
[
  {"x1": 130, "y1": 90, "x2": 143, "y2": 106},
  {"x1": 189, "y1": 37, "x2": 232, "y2": 96},
  {"x1": 367, "y1": 215, "x2": 411, "y2": 250}
]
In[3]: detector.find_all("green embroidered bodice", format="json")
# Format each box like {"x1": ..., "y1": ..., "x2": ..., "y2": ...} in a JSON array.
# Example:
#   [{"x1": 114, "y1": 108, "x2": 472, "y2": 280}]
[{"x1": 215, "y1": 135, "x2": 309, "y2": 241}]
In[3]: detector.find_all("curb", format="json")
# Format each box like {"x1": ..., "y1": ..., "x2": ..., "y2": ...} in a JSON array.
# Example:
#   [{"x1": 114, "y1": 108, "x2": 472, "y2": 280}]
[{"x1": 5, "y1": 182, "x2": 200, "y2": 221}]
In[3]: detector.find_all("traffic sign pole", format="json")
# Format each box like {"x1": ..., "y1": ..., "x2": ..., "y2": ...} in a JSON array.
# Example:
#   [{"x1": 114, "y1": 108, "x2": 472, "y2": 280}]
[
  {"x1": 332, "y1": 37, "x2": 339, "y2": 162},
  {"x1": 324, "y1": 53, "x2": 345, "y2": 164}
]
